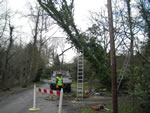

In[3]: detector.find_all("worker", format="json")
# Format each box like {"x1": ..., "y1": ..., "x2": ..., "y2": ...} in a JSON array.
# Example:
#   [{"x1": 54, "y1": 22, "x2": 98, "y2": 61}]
[{"x1": 56, "y1": 72, "x2": 63, "y2": 91}]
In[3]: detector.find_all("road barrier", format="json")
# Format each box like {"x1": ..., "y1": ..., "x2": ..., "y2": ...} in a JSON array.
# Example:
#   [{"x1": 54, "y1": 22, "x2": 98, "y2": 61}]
[
  {"x1": 37, "y1": 87, "x2": 61, "y2": 96},
  {"x1": 29, "y1": 84, "x2": 40, "y2": 111},
  {"x1": 58, "y1": 88, "x2": 63, "y2": 113},
  {"x1": 29, "y1": 84, "x2": 63, "y2": 113}
]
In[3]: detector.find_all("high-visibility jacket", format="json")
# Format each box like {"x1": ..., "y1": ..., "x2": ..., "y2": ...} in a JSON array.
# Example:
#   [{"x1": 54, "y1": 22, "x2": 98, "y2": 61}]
[{"x1": 56, "y1": 76, "x2": 63, "y2": 86}]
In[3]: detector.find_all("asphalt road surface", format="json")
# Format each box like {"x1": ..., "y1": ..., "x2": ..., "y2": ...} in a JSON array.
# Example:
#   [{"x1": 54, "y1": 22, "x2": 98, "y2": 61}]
[{"x1": 0, "y1": 83, "x2": 71, "y2": 113}]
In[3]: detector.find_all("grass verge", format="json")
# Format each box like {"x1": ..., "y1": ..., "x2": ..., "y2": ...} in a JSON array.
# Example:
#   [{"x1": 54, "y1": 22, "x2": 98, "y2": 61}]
[
  {"x1": 71, "y1": 82, "x2": 89, "y2": 90},
  {"x1": 79, "y1": 97, "x2": 144, "y2": 113}
]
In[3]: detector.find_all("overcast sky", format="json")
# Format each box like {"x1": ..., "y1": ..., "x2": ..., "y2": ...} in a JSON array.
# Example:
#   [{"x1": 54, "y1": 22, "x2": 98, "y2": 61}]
[
  {"x1": 7, "y1": 0, "x2": 106, "y2": 31},
  {"x1": 74, "y1": 0, "x2": 106, "y2": 31},
  {"x1": 7, "y1": 0, "x2": 106, "y2": 62}
]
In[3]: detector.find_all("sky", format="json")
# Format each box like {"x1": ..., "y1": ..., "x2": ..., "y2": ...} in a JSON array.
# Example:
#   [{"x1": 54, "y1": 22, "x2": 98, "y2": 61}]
[
  {"x1": 74, "y1": 0, "x2": 106, "y2": 31},
  {"x1": 7, "y1": 0, "x2": 106, "y2": 31},
  {"x1": 7, "y1": 0, "x2": 106, "y2": 62}
]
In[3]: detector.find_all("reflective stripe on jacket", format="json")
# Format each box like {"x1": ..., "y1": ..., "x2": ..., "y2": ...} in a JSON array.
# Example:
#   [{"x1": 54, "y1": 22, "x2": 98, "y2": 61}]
[{"x1": 56, "y1": 76, "x2": 63, "y2": 86}]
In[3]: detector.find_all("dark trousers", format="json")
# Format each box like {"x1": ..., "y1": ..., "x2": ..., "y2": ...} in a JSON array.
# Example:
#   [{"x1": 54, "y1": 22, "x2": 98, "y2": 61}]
[{"x1": 58, "y1": 86, "x2": 62, "y2": 91}]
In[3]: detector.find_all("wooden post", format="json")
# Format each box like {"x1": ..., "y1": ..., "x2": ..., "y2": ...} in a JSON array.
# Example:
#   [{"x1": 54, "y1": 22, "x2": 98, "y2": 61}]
[{"x1": 107, "y1": 0, "x2": 118, "y2": 113}]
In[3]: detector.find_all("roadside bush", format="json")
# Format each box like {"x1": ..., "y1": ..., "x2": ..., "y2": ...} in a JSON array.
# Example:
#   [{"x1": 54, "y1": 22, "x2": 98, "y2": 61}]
[{"x1": 134, "y1": 63, "x2": 150, "y2": 113}]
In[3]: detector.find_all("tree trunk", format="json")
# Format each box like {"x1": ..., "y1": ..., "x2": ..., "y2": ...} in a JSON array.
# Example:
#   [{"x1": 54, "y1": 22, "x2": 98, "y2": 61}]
[
  {"x1": 1, "y1": 25, "x2": 14, "y2": 89},
  {"x1": 126, "y1": 0, "x2": 135, "y2": 92}
]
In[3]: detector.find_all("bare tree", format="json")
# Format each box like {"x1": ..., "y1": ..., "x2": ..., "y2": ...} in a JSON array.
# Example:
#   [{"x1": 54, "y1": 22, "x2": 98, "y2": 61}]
[
  {"x1": 21, "y1": 1, "x2": 56, "y2": 84},
  {"x1": 88, "y1": 10, "x2": 110, "y2": 52},
  {"x1": 1, "y1": 23, "x2": 14, "y2": 89},
  {"x1": 0, "y1": 0, "x2": 9, "y2": 43}
]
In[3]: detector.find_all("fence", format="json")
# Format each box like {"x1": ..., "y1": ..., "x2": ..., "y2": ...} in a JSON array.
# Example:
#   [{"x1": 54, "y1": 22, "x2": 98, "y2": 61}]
[{"x1": 29, "y1": 84, "x2": 63, "y2": 113}]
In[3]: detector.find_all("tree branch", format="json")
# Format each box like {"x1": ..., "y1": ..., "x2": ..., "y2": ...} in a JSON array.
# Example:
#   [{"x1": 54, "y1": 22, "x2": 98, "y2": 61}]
[{"x1": 58, "y1": 45, "x2": 74, "y2": 56}]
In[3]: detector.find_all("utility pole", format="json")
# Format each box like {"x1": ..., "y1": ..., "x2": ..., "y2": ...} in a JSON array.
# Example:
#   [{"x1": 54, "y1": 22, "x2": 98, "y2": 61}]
[{"x1": 107, "y1": 0, "x2": 118, "y2": 113}]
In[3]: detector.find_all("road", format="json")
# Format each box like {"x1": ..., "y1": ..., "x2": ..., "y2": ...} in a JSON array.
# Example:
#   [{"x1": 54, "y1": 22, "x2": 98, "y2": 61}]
[
  {"x1": 0, "y1": 82, "x2": 110, "y2": 113},
  {"x1": 0, "y1": 83, "x2": 71, "y2": 113}
]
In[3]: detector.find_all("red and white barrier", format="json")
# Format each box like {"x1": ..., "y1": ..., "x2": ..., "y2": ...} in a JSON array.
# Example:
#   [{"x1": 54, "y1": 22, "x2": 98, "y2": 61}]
[
  {"x1": 37, "y1": 88, "x2": 60, "y2": 96},
  {"x1": 29, "y1": 84, "x2": 63, "y2": 112}
]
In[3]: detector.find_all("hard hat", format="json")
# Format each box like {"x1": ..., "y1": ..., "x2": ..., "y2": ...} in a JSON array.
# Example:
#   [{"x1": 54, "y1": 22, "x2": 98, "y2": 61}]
[{"x1": 58, "y1": 72, "x2": 62, "y2": 75}]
